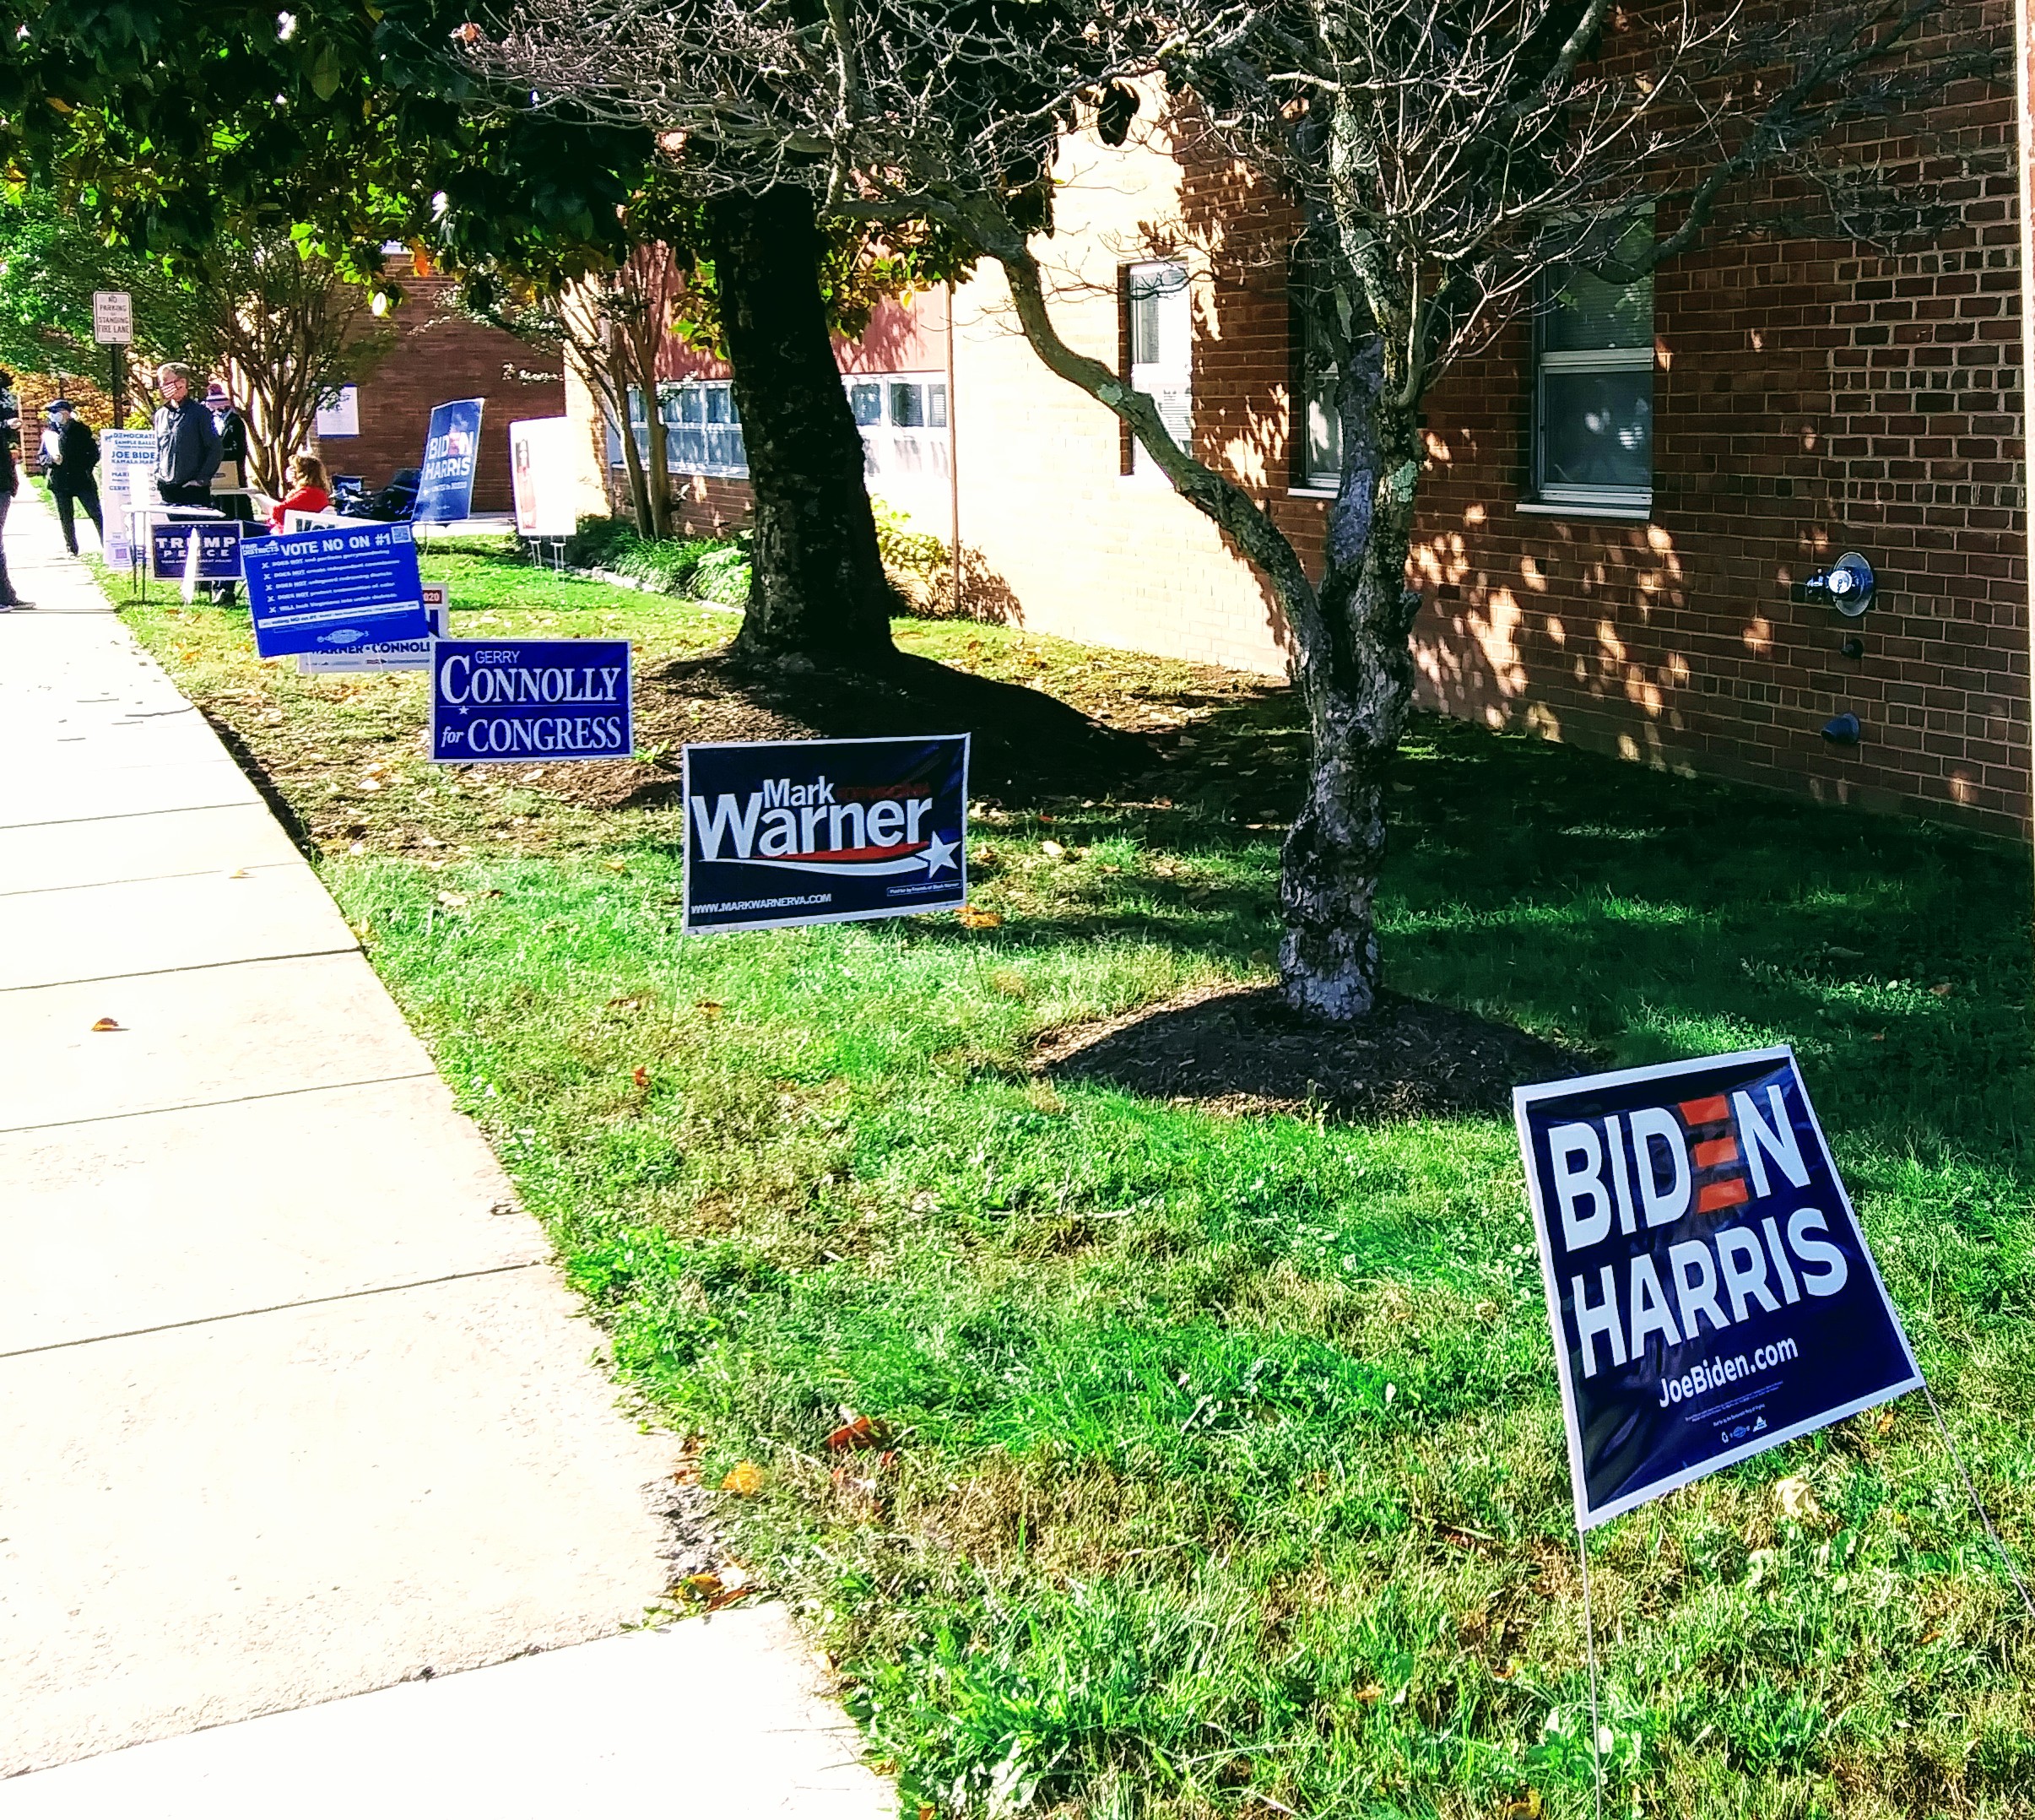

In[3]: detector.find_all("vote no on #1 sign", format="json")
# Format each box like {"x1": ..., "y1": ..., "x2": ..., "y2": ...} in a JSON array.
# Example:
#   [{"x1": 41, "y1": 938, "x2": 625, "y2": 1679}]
[{"x1": 1515, "y1": 1046, "x2": 1920, "y2": 1530}]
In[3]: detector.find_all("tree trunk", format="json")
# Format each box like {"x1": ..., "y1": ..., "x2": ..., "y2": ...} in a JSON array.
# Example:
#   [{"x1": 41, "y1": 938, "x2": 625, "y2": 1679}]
[
  {"x1": 705, "y1": 186, "x2": 896, "y2": 671},
  {"x1": 1278, "y1": 335, "x2": 1424, "y2": 1021},
  {"x1": 610, "y1": 360, "x2": 657, "y2": 537}
]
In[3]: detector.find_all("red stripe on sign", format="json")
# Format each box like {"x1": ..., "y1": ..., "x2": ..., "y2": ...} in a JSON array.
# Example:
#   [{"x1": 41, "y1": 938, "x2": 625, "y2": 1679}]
[
  {"x1": 1680, "y1": 1095, "x2": 1730, "y2": 1125},
  {"x1": 1698, "y1": 1178, "x2": 1750, "y2": 1213},
  {"x1": 1694, "y1": 1136, "x2": 1740, "y2": 1168}
]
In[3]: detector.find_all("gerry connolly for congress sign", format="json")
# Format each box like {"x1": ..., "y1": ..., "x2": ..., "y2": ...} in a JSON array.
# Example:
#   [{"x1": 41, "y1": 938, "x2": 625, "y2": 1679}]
[{"x1": 1515, "y1": 1047, "x2": 1919, "y2": 1530}]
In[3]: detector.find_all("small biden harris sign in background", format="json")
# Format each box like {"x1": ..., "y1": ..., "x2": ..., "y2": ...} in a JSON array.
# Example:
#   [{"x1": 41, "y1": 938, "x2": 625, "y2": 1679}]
[
  {"x1": 1516, "y1": 1047, "x2": 1919, "y2": 1530},
  {"x1": 683, "y1": 734, "x2": 968, "y2": 934}
]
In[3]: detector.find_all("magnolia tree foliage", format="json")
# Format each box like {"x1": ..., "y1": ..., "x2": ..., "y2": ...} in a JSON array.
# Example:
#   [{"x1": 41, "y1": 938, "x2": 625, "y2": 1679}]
[{"x1": 467, "y1": 0, "x2": 1996, "y2": 1019}]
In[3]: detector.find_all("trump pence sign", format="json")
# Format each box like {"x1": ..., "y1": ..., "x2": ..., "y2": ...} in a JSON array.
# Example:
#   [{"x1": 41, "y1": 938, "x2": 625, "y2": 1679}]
[
  {"x1": 682, "y1": 734, "x2": 968, "y2": 934},
  {"x1": 1516, "y1": 1047, "x2": 1919, "y2": 1530}
]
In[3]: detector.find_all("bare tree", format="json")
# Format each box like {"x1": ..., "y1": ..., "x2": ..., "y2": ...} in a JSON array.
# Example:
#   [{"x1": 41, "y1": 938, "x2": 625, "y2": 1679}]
[
  {"x1": 462, "y1": 0, "x2": 1994, "y2": 1020},
  {"x1": 193, "y1": 233, "x2": 398, "y2": 495},
  {"x1": 477, "y1": 246, "x2": 689, "y2": 538}
]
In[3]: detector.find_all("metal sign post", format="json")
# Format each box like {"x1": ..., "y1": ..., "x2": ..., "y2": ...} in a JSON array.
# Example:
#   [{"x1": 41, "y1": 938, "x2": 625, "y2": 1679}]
[{"x1": 92, "y1": 290, "x2": 132, "y2": 424}]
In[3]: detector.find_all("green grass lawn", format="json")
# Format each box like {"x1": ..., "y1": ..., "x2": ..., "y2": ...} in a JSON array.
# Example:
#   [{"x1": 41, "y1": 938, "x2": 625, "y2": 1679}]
[{"x1": 116, "y1": 539, "x2": 2035, "y2": 1818}]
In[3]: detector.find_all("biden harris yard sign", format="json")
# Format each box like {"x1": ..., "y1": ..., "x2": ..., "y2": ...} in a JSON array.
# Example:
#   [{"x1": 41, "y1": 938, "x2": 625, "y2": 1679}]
[
  {"x1": 430, "y1": 641, "x2": 631, "y2": 762},
  {"x1": 682, "y1": 735, "x2": 969, "y2": 934},
  {"x1": 1515, "y1": 1047, "x2": 1919, "y2": 1530}
]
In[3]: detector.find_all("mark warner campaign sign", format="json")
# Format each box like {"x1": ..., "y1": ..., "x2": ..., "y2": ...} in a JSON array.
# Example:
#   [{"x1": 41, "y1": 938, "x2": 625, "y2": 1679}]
[
  {"x1": 682, "y1": 735, "x2": 969, "y2": 934},
  {"x1": 430, "y1": 641, "x2": 631, "y2": 763},
  {"x1": 243, "y1": 522, "x2": 431, "y2": 659},
  {"x1": 1516, "y1": 1047, "x2": 1919, "y2": 1530},
  {"x1": 413, "y1": 398, "x2": 485, "y2": 524}
]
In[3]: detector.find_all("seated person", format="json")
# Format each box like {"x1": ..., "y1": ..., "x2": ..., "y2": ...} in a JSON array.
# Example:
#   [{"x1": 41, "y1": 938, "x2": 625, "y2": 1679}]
[{"x1": 268, "y1": 453, "x2": 333, "y2": 529}]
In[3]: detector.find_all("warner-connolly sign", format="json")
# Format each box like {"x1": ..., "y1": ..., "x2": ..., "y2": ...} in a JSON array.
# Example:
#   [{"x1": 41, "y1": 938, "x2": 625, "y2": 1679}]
[
  {"x1": 430, "y1": 640, "x2": 631, "y2": 763},
  {"x1": 682, "y1": 734, "x2": 969, "y2": 934},
  {"x1": 1515, "y1": 1047, "x2": 1919, "y2": 1530}
]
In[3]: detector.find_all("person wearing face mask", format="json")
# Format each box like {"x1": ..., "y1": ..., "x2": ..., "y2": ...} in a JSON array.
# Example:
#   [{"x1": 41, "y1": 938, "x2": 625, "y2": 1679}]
[
  {"x1": 153, "y1": 363, "x2": 221, "y2": 507},
  {"x1": 40, "y1": 399, "x2": 103, "y2": 556}
]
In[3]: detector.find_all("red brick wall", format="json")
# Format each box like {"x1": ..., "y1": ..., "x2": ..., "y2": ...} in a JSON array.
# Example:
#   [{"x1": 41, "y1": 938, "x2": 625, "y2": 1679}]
[
  {"x1": 323, "y1": 261, "x2": 566, "y2": 513},
  {"x1": 938, "y1": 17, "x2": 2028, "y2": 834}
]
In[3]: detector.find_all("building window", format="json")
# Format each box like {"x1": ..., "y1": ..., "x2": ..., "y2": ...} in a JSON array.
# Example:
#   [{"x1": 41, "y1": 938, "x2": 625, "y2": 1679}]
[
  {"x1": 846, "y1": 372, "x2": 953, "y2": 537},
  {"x1": 1126, "y1": 260, "x2": 1191, "y2": 478},
  {"x1": 1534, "y1": 236, "x2": 1653, "y2": 512},
  {"x1": 661, "y1": 381, "x2": 748, "y2": 477},
  {"x1": 1292, "y1": 298, "x2": 1340, "y2": 492}
]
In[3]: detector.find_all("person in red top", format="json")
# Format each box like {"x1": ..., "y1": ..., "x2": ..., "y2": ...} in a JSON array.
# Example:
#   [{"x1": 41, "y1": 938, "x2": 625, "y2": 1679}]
[{"x1": 268, "y1": 453, "x2": 332, "y2": 529}]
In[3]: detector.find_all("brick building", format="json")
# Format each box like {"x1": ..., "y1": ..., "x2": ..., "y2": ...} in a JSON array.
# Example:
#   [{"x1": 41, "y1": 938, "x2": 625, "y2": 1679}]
[
  {"x1": 576, "y1": 7, "x2": 2027, "y2": 835},
  {"x1": 318, "y1": 252, "x2": 566, "y2": 513}
]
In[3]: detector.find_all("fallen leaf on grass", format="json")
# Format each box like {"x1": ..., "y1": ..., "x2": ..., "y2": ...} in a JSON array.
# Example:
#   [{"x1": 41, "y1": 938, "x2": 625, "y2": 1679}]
[
  {"x1": 1929, "y1": 981, "x2": 1954, "y2": 997},
  {"x1": 1040, "y1": 839, "x2": 1067, "y2": 859},
  {"x1": 1501, "y1": 1791, "x2": 1543, "y2": 1820},
  {"x1": 722, "y1": 1461, "x2": 765, "y2": 1496},
  {"x1": 1775, "y1": 1476, "x2": 1821, "y2": 1522},
  {"x1": 1876, "y1": 1407, "x2": 1897, "y2": 1436},
  {"x1": 695, "y1": 999, "x2": 723, "y2": 1020},
  {"x1": 827, "y1": 1414, "x2": 887, "y2": 1451},
  {"x1": 1353, "y1": 1686, "x2": 1384, "y2": 1705},
  {"x1": 436, "y1": 891, "x2": 469, "y2": 910},
  {"x1": 348, "y1": 840, "x2": 365, "y2": 856},
  {"x1": 956, "y1": 905, "x2": 1002, "y2": 929},
  {"x1": 90, "y1": 1017, "x2": 122, "y2": 1032},
  {"x1": 357, "y1": 778, "x2": 382, "y2": 793},
  {"x1": 605, "y1": 859, "x2": 628, "y2": 873}
]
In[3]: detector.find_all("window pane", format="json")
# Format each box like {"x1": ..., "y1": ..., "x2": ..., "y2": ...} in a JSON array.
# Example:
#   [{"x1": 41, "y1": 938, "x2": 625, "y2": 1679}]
[
  {"x1": 850, "y1": 382, "x2": 881, "y2": 426},
  {"x1": 928, "y1": 383, "x2": 948, "y2": 429},
  {"x1": 679, "y1": 388, "x2": 705, "y2": 425},
  {"x1": 1540, "y1": 368, "x2": 1653, "y2": 490},
  {"x1": 1543, "y1": 222, "x2": 1653, "y2": 353},
  {"x1": 1306, "y1": 376, "x2": 1341, "y2": 487},
  {"x1": 706, "y1": 386, "x2": 732, "y2": 425},
  {"x1": 890, "y1": 382, "x2": 924, "y2": 427},
  {"x1": 1128, "y1": 263, "x2": 1187, "y2": 366}
]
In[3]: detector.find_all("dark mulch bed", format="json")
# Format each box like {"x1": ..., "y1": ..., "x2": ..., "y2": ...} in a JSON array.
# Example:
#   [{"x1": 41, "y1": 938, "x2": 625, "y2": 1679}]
[
  {"x1": 549, "y1": 650, "x2": 1153, "y2": 811},
  {"x1": 1037, "y1": 983, "x2": 1592, "y2": 1121}
]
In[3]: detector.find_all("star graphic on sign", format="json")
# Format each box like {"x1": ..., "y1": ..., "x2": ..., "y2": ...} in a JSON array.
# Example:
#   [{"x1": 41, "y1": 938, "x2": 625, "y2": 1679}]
[{"x1": 921, "y1": 830, "x2": 959, "y2": 875}]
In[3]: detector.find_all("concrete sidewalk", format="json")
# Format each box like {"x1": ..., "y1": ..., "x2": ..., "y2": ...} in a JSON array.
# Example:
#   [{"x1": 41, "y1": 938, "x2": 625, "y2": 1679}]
[{"x1": 0, "y1": 492, "x2": 889, "y2": 1813}]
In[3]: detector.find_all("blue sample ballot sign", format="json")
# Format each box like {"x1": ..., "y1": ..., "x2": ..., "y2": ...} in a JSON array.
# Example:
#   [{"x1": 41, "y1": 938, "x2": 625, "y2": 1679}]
[
  {"x1": 1516, "y1": 1047, "x2": 1921, "y2": 1530},
  {"x1": 243, "y1": 522, "x2": 431, "y2": 659},
  {"x1": 413, "y1": 398, "x2": 485, "y2": 523},
  {"x1": 150, "y1": 521, "x2": 244, "y2": 582},
  {"x1": 430, "y1": 640, "x2": 631, "y2": 763},
  {"x1": 682, "y1": 735, "x2": 969, "y2": 934}
]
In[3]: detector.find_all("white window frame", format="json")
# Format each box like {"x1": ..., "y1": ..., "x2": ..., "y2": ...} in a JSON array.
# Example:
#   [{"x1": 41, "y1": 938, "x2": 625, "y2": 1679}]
[
  {"x1": 845, "y1": 371, "x2": 950, "y2": 479},
  {"x1": 660, "y1": 380, "x2": 749, "y2": 479},
  {"x1": 1531, "y1": 241, "x2": 1654, "y2": 516},
  {"x1": 1126, "y1": 260, "x2": 1191, "y2": 479}
]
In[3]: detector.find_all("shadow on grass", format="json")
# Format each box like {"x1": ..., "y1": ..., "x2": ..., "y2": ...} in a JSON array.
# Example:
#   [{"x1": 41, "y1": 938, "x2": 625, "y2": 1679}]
[{"x1": 1037, "y1": 983, "x2": 1589, "y2": 1120}]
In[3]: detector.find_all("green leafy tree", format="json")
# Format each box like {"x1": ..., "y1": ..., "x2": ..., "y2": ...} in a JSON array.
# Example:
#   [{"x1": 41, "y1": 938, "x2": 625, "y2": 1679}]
[{"x1": 0, "y1": 192, "x2": 397, "y2": 489}]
